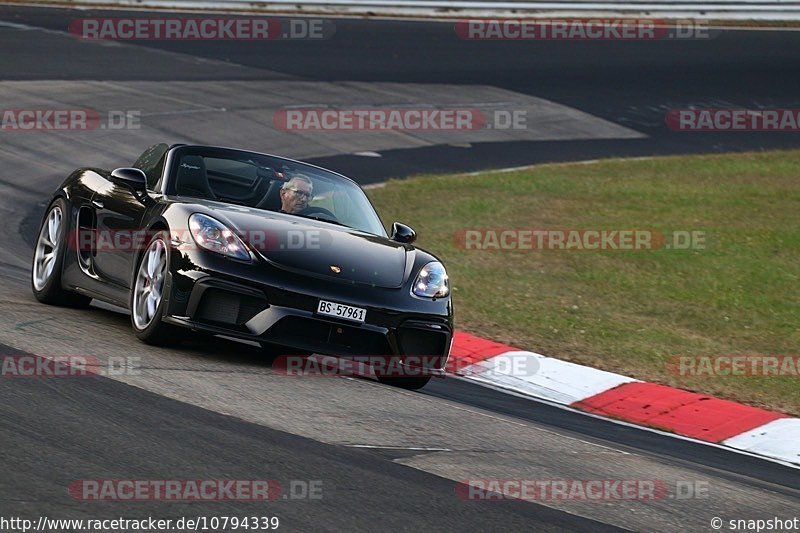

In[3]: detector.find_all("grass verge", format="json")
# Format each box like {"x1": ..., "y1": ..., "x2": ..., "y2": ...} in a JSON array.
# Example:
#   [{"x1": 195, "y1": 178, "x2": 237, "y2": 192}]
[{"x1": 367, "y1": 150, "x2": 800, "y2": 415}]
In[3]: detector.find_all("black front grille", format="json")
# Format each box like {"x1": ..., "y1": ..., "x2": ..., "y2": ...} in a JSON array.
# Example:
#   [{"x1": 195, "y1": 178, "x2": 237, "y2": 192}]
[
  {"x1": 195, "y1": 288, "x2": 266, "y2": 326},
  {"x1": 266, "y1": 316, "x2": 391, "y2": 355}
]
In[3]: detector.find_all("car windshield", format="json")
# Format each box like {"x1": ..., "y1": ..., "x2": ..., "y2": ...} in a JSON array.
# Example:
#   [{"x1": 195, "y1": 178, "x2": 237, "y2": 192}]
[{"x1": 166, "y1": 146, "x2": 387, "y2": 237}]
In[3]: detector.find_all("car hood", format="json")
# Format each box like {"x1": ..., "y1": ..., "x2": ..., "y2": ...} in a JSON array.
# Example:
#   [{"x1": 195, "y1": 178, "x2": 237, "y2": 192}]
[{"x1": 202, "y1": 204, "x2": 409, "y2": 288}]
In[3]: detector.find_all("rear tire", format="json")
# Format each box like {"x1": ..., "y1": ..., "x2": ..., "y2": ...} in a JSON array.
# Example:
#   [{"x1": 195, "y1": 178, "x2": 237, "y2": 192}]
[{"x1": 31, "y1": 198, "x2": 92, "y2": 308}]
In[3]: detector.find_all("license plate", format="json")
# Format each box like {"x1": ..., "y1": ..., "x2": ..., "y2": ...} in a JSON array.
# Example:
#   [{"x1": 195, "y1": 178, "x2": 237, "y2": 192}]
[{"x1": 317, "y1": 300, "x2": 366, "y2": 323}]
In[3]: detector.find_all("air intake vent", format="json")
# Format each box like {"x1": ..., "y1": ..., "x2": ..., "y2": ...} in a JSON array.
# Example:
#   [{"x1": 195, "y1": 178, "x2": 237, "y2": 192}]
[
  {"x1": 398, "y1": 321, "x2": 450, "y2": 357},
  {"x1": 195, "y1": 288, "x2": 265, "y2": 326}
]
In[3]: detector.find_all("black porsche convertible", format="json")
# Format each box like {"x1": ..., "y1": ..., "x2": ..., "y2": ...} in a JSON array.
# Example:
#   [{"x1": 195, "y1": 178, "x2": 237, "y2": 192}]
[{"x1": 31, "y1": 143, "x2": 453, "y2": 389}]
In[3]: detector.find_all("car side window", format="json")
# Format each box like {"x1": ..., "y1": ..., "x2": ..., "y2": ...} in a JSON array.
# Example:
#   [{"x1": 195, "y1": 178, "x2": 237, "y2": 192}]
[{"x1": 133, "y1": 143, "x2": 169, "y2": 189}]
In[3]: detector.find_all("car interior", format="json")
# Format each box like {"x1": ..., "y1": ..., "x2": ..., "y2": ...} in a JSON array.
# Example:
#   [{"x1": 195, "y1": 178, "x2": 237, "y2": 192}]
[{"x1": 169, "y1": 152, "x2": 382, "y2": 235}]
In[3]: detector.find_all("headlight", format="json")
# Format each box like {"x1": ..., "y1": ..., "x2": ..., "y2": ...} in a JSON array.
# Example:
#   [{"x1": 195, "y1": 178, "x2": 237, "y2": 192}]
[
  {"x1": 189, "y1": 213, "x2": 251, "y2": 261},
  {"x1": 412, "y1": 261, "x2": 449, "y2": 298}
]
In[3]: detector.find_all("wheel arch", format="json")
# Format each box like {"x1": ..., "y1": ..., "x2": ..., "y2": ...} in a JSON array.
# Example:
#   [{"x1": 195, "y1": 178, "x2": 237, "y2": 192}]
[{"x1": 128, "y1": 217, "x2": 171, "y2": 286}]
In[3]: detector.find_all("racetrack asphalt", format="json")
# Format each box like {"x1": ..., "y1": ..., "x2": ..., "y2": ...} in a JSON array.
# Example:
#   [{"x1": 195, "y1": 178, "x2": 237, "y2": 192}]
[
  {"x1": 0, "y1": 5, "x2": 798, "y2": 531},
  {"x1": 3, "y1": 5, "x2": 800, "y2": 180}
]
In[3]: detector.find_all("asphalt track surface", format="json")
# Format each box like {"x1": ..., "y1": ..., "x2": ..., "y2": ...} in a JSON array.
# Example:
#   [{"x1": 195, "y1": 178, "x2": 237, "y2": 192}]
[{"x1": 0, "y1": 5, "x2": 799, "y2": 532}]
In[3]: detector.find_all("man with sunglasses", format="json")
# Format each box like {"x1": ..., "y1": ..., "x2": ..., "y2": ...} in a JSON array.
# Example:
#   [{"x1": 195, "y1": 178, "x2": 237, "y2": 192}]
[{"x1": 279, "y1": 175, "x2": 314, "y2": 214}]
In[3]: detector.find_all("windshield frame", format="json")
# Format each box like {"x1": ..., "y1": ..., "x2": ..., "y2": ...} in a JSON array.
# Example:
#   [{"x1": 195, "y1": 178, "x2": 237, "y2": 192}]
[{"x1": 162, "y1": 145, "x2": 388, "y2": 238}]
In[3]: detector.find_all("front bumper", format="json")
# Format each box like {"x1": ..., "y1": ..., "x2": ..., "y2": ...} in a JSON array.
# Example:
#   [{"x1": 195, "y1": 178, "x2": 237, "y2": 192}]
[{"x1": 162, "y1": 247, "x2": 453, "y2": 371}]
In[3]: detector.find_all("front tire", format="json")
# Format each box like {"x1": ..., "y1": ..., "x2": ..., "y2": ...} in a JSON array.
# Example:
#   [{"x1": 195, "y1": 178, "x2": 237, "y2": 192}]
[
  {"x1": 259, "y1": 341, "x2": 284, "y2": 361},
  {"x1": 376, "y1": 375, "x2": 432, "y2": 390},
  {"x1": 131, "y1": 231, "x2": 180, "y2": 345},
  {"x1": 31, "y1": 198, "x2": 91, "y2": 307}
]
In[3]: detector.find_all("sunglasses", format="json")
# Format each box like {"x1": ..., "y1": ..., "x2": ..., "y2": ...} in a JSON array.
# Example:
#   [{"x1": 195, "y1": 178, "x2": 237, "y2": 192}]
[{"x1": 288, "y1": 188, "x2": 313, "y2": 199}]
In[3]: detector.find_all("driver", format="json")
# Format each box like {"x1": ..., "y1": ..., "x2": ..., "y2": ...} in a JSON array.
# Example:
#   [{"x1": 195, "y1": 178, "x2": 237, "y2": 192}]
[{"x1": 279, "y1": 175, "x2": 314, "y2": 214}]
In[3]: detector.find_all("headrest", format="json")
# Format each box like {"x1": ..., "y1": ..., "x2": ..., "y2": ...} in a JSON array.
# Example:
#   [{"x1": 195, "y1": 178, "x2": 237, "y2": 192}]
[{"x1": 176, "y1": 156, "x2": 214, "y2": 199}]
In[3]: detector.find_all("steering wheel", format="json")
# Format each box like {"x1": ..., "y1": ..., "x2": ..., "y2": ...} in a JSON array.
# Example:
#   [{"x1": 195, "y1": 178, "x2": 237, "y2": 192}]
[{"x1": 303, "y1": 207, "x2": 338, "y2": 223}]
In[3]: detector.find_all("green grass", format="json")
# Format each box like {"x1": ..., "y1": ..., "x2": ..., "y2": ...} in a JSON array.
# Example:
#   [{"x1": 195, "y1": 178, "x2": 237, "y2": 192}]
[{"x1": 367, "y1": 150, "x2": 800, "y2": 415}]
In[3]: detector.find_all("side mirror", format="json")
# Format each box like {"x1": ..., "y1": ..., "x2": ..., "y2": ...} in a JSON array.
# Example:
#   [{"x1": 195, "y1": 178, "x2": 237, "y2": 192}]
[
  {"x1": 391, "y1": 222, "x2": 416, "y2": 244},
  {"x1": 110, "y1": 168, "x2": 147, "y2": 192}
]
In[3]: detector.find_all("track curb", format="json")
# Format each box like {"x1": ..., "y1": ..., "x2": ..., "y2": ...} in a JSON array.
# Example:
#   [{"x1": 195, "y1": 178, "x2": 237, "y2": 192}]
[{"x1": 447, "y1": 330, "x2": 800, "y2": 466}]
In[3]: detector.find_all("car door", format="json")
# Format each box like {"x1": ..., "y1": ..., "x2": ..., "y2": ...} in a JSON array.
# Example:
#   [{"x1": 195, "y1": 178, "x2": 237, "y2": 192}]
[{"x1": 90, "y1": 178, "x2": 147, "y2": 288}]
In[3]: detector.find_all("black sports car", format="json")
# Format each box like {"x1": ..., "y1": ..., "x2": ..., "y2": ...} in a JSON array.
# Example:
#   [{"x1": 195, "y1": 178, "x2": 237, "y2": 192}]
[{"x1": 31, "y1": 143, "x2": 453, "y2": 389}]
